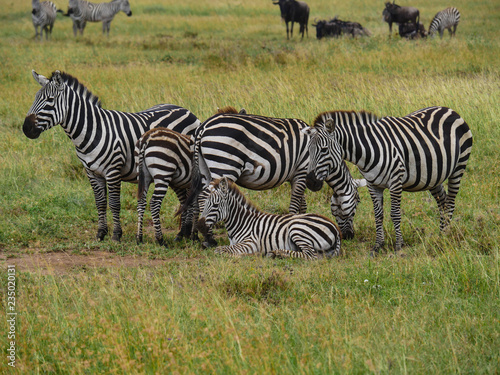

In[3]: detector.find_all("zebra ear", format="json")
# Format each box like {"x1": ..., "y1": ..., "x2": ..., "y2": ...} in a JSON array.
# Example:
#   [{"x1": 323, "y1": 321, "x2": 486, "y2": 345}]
[
  {"x1": 239, "y1": 108, "x2": 247, "y2": 114},
  {"x1": 220, "y1": 176, "x2": 230, "y2": 194},
  {"x1": 32, "y1": 70, "x2": 49, "y2": 87},
  {"x1": 354, "y1": 179, "x2": 367, "y2": 188},
  {"x1": 52, "y1": 70, "x2": 64, "y2": 90},
  {"x1": 324, "y1": 119, "x2": 336, "y2": 134},
  {"x1": 301, "y1": 127, "x2": 316, "y2": 136}
]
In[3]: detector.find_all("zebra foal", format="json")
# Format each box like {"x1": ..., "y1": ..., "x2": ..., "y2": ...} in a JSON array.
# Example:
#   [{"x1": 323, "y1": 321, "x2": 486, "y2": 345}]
[
  {"x1": 198, "y1": 178, "x2": 342, "y2": 259},
  {"x1": 429, "y1": 7, "x2": 460, "y2": 39},
  {"x1": 23, "y1": 70, "x2": 200, "y2": 242},
  {"x1": 66, "y1": 0, "x2": 132, "y2": 36},
  {"x1": 305, "y1": 107, "x2": 473, "y2": 256},
  {"x1": 135, "y1": 128, "x2": 193, "y2": 246},
  {"x1": 32, "y1": 0, "x2": 58, "y2": 41}
]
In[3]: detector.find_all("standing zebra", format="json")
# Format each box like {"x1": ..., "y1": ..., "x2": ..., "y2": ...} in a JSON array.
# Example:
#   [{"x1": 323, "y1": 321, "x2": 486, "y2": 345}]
[
  {"x1": 23, "y1": 70, "x2": 200, "y2": 242},
  {"x1": 135, "y1": 128, "x2": 193, "y2": 246},
  {"x1": 66, "y1": 0, "x2": 132, "y2": 36},
  {"x1": 181, "y1": 110, "x2": 364, "y2": 246},
  {"x1": 198, "y1": 178, "x2": 342, "y2": 259},
  {"x1": 32, "y1": 0, "x2": 58, "y2": 41},
  {"x1": 428, "y1": 7, "x2": 460, "y2": 38},
  {"x1": 304, "y1": 107, "x2": 473, "y2": 255}
]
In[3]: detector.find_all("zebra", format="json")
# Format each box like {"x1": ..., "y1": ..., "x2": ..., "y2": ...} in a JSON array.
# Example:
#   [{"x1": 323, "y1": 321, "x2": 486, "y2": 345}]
[
  {"x1": 65, "y1": 0, "x2": 132, "y2": 36},
  {"x1": 23, "y1": 70, "x2": 200, "y2": 242},
  {"x1": 428, "y1": 7, "x2": 460, "y2": 39},
  {"x1": 197, "y1": 177, "x2": 342, "y2": 259},
  {"x1": 304, "y1": 107, "x2": 473, "y2": 256},
  {"x1": 135, "y1": 128, "x2": 194, "y2": 246},
  {"x1": 32, "y1": 0, "x2": 58, "y2": 41},
  {"x1": 180, "y1": 110, "x2": 365, "y2": 247}
]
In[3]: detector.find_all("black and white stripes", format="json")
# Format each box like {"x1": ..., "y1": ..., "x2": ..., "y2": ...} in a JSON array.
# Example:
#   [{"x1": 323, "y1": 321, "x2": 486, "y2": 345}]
[
  {"x1": 429, "y1": 7, "x2": 460, "y2": 38},
  {"x1": 198, "y1": 178, "x2": 342, "y2": 259},
  {"x1": 306, "y1": 107, "x2": 473, "y2": 255},
  {"x1": 32, "y1": 0, "x2": 57, "y2": 41},
  {"x1": 23, "y1": 70, "x2": 200, "y2": 242},
  {"x1": 67, "y1": 0, "x2": 132, "y2": 36}
]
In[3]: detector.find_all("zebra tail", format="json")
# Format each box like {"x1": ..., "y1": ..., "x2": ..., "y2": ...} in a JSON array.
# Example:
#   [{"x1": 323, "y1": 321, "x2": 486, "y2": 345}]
[
  {"x1": 175, "y1": 139, "x2": 204, "y2": 217},
  {"x1": 137, "y1": 142, "x2": 148, "y2": 200}
]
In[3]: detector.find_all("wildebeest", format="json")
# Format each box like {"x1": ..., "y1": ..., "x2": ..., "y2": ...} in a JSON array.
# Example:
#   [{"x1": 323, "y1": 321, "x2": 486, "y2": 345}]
[
  {"x1": 398, "y1": 22, "x2": 426, "y2": 39},
  {"x1": 272, "y1": 0, "x2": 309, "y2": 40},
  {"x1": 383, "y1": 1, "x2": 419, "y2": 35},
  {"x1": 313, "y1": 17, "x2": 370, "y2": 39}
]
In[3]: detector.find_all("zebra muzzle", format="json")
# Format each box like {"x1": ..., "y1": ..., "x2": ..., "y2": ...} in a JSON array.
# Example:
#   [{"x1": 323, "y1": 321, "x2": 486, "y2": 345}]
[
  {"x1": 197, "y1": 217, "x2": 209, "y2": 235},
  {"x1": 23, "y1": 114, "x2": 42, "y2": 139},
  {"x1": 305, "y1": 173, "x2": 324, "y2": 192}
]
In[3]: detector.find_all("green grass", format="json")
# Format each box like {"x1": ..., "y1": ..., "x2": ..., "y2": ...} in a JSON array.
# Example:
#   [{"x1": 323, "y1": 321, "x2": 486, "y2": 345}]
[{"x1": 0, "y1": 0, "x2": 499, "y2": 372}]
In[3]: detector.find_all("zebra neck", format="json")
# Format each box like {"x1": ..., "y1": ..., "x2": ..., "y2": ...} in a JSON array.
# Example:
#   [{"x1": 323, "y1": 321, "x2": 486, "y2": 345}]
[
  {"x1": 223, "y1": 194, "x2": 260, "y2": 238},
  {"x1": 61, "y1": 89, "x2": 110, "y2": 151},
  {"x1": 335, "y1": 117, "x2": 373, "y2": 172}
]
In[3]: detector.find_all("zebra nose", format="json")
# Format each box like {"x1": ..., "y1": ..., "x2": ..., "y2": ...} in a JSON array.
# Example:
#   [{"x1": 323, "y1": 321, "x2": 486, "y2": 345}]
[
  {"x1": 23, "y1": 114, "x2": 42, "y2": 139},
  {"x1": 305, "y1": 172, "x2": 323, "y2": 192},
  {"x1": 127, "y1": 11, "x2": 132, "y2": 16}
]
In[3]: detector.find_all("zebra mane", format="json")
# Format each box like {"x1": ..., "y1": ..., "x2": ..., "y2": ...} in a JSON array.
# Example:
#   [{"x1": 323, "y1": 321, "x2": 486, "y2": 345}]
[
  {"x1": 50, "y1": 71, "x2": 101, "y2": 108},
  {"x1": 213, "y1": 179, "x2": 259, "y2": 213},
  {"x1": 216, "y1": 106, "x2": 240, "y2": 114},
  {"x1": 313, "y1": 110, "x2": 380, "y2": 127}
]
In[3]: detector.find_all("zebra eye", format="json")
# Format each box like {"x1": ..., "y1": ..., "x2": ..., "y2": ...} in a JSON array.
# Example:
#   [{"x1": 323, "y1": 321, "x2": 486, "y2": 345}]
[{"x1": 321, "y1": 147, "x2": 329, "y2": 154}]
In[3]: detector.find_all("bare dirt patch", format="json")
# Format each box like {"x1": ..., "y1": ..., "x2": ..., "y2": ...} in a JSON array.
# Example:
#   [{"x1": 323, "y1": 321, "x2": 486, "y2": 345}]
[{"x1": 0, "y1": 251, "x2": 186, "y2": 274}]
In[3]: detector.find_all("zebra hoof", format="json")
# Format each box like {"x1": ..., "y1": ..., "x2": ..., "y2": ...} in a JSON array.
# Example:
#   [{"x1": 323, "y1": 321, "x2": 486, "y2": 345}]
[
  {"x1": 96, "y1": 228, "x2": 108, "y2": 241},
  {"x1": 136, "y1": 235, "x2": 143, "y2": 245},
  {"x1": 156, "y1": 237, "x2": 165, "y2": 247}
]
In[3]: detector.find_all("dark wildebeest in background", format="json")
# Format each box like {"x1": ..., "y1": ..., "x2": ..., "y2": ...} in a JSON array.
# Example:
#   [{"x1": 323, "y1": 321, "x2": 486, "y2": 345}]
[
  {"x1": 399, "y1": 22, "x2": 426, "y2": 39},
  {"x1": 273, "y1": 0, "x2": 309, "y2": 40},
  {"x1": 383, "y1": 1, "x2": 419, "y2": 35},
  {"x1": 313, "y1": 17, "x2": 370, "y2": 39}
]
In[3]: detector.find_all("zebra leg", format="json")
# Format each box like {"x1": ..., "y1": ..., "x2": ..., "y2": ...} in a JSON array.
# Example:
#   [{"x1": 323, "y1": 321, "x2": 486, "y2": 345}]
[
  {"x1": 173, "y1": 187, "x2": 192, "y2": 241},
  {"x1": 214, "y1": 240, "x2": 259, "y2": 256},
  {"x1": 136, "y1": 183, "x2": 150, "y2": 245},
  {"x1": 86, "y1": 171, "x2": 109, "y2": 241},
  {"x1": 107, "y1": 176, "x2": 123, "y2": 242},
  {"x1": 289, "y1": 179, "x2": 307, "y2": 214},
  {"x1": 442, "y1": 170, "x2": 467, "y2": 230},
  {"x1": 368, "y1": 185, "x2": 385, "y2": 255},
  {"x1": 148, "y1": 181, "x2": 171, "y2": 246},
  {"x1": 389, "y1": 183, "x2": 404, "y2": 252},
  {"x1": 430, "y1": 184, "x2": 448, "y2": 230}
]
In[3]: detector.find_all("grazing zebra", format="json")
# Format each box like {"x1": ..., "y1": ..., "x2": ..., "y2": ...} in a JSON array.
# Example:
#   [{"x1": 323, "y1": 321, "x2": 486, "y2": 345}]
[
  {"x1": 304, "y1": 107, "x2": 473, "y2": 255},
  {"x1": 32, "y1": 0, "x2": 58, "y2": 41},
  {"x1": 181, "y1": 110, "x2": 363, "y2": 246},
  {"x1": 23, "y1": 70, "x2": 200, "y2": 242},
  {"x1": 135, "y1": 128, "x2": 193, "y2": 246},
  {"x1": 197, "y1": 178, "x2": 342, "y2": 259},
  {"x1": 66, "y1": 0, "x2": 132, "y2": 36},
  {"x1": 428, "y1": 7, "x2": 460, "y2": 39}
]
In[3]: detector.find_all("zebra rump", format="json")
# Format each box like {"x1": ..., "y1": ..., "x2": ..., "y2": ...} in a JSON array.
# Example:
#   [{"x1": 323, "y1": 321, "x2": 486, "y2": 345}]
[
  {"x1": 198, "y1": 177, "x2": 342, "y2": 259},
  {"x1": 135, "y1": 128, "x2": 194, "y2": 246}
]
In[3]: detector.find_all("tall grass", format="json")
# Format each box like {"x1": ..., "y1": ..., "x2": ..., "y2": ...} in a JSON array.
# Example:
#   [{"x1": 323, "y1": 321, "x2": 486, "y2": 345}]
[{"x1": 0, "y1": 0, "x2": 499, "y2": 372}]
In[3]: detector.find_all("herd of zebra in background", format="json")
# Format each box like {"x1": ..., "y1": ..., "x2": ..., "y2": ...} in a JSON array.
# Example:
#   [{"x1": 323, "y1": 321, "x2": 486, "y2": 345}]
[
  {"x1": 31, "y1": 0, "x2": 461, "y2": 41},
  {"x1": 23, "y1": 70, "x2": 473, "y2": 259}
]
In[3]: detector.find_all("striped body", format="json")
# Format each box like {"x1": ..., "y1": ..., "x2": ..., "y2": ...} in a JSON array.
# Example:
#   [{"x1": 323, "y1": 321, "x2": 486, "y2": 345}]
[
  {"x1": 135, "y1": 128, "x2": 193, "y2": 245},
  {"x1": 306, "y1": 107, "x2": 473, "y2": 254},
  {"x1": 32, "y1": 0, "x2": 57, "y2": 41},
  {"x1": 185, "y1": 111, "x2": 364, "y2": 244},
  {"x1": 23, "y1": 70, "x2": 200, "y2": 242},
  {"x1": 198, "y1": 178, "x2": 342, "y2": 259},
  {"x1": 67, "y1": 0, "x2": 131, "y2": 36},
  {"x1": 429, "y1": 7, "x2": 460, "y2": 38}
]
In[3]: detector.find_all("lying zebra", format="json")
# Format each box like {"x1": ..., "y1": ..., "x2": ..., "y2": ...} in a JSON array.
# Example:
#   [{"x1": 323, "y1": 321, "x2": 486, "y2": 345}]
[
  {"x1": 197, "y1": 178, "x2": 342, "y2": 259},
  {"x1": 135, "y1": 128, "x2": 194, "y2": 246}
]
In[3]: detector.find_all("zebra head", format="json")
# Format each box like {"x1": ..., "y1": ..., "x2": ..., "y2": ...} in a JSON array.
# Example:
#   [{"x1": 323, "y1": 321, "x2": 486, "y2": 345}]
[
  {"x1": 197, "y1": 178, "x2": 231, "y2": 235},
  {"x1": 23, "y1": 70, "x2": 67, "y2": 139},
  {"x1": 119, "y1": 0, "x2": 132, "y2": 17},
  {"x1": 303, "y1": 120, "x2": 344, "y2": 192},
  {"x1": 303, "y1": 119, "x2": 365, "y2": 239}
]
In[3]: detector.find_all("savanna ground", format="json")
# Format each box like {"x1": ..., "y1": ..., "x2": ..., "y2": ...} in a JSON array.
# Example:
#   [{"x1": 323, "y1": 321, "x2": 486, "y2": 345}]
[{"x1": 0, "y1": 0, "x2": 499, "y2": 373}]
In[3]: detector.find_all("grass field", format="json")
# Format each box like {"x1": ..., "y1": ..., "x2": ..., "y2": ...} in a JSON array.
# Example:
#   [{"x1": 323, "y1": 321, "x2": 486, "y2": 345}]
[{"x1": 0, "y1": 0, "x2": 499, "y2": 373}]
